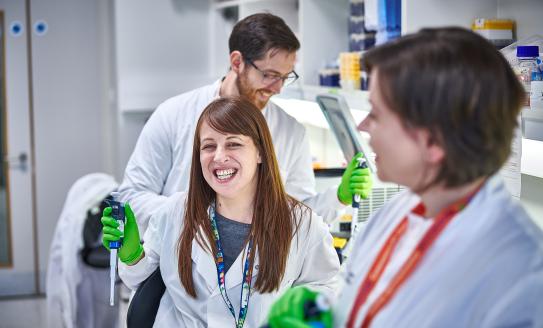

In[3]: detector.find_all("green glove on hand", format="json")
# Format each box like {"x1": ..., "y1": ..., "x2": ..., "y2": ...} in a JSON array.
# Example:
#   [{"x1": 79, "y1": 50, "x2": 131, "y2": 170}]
[
  {"x1": 266, "y1": 286, "x2": 333, "y2": 328},
  {"x1": 338, "y1": 152, "x2": 373, "y2": 205},
  {"x1": 101, "y1": 203, "x2": 143, "y2": 265}
]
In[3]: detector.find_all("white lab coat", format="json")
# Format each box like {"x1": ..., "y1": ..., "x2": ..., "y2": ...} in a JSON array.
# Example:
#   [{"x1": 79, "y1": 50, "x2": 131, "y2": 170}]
[
  {"x1": 46, "y1": 173, "x2": 119, "y2": 328},
  {"x1": 334, "y1": 175, "x2": 543, "y2": 327},
  {"x1": 118, "y1": 80, "x2": 342, "y2": 232},
  {"x1": 119, "y1": 192, "x2": 340, "y2": 327}
]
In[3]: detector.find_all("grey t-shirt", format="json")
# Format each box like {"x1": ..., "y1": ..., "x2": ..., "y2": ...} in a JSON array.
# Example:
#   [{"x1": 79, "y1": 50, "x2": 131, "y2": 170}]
[{"x1": 215, "y1": 212, "x2": 252, "y2": 273}]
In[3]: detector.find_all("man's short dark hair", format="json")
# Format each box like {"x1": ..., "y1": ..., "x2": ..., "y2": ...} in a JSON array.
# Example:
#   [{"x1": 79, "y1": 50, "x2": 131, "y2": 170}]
[
  {"x1": 229, "y1": 13, "x2": 300, "y2": 61},
  {"x1": 362, "y1": 27, "x2": 524, "y2": 187}
]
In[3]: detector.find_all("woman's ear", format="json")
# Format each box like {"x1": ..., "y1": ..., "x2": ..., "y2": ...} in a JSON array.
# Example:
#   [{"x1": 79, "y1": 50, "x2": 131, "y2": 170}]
[
  {"x1": 230, "y1": 51, "x2": 244, "y2": 74},
  {"x1": 413, "y1": 129, "x2": 445, "y2": 166},
  {"x1": 424, "y1": 132, "x2": 445, "y2": 165},
  {"x1": 427, "y1": 143, "x2": 445, "y2": 165}
]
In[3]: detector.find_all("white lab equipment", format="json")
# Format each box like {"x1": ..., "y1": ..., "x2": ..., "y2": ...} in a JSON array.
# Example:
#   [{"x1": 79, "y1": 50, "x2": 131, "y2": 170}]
[
  {"x1": 46, "y1": 173, "x2": 119, "y2": 328},
  {"x1": 315, "y1": 94, "x2": 375, "y2": 174}
]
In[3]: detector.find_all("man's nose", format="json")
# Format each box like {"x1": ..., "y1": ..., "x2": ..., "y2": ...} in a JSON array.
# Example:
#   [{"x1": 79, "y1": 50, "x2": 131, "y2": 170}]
[{"x1": 269, "y1": 79, "x2": 283, "y2": 93}]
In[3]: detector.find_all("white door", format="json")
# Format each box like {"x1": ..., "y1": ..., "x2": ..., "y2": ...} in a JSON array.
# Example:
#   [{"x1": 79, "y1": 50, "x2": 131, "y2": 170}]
[{"x1": 0, "y1": 0, "x2": 38, "y2": 296}]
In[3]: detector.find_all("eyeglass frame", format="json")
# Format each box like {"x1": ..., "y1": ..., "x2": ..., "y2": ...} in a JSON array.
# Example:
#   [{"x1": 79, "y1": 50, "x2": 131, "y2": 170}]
[{"x1": 245, "y1": 59, "x2": 299, "y2": 87}]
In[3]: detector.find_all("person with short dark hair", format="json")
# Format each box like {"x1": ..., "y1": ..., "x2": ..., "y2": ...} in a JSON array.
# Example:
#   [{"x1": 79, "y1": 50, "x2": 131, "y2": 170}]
[
  {"x1": 103, "y1": 97, "x2": 340, "y2": 327},
  {"x1": 265, "y1": 27, "x2": 543, "y2": 328},
  {"x1": 117, "y1": 13, "x2": 372, "y2": 234}
]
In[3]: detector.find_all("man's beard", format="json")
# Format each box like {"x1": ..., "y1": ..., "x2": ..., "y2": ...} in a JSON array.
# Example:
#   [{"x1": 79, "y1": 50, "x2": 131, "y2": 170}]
[{"x1": 236, "y1": 72, "x2": 272, "y2": 110}]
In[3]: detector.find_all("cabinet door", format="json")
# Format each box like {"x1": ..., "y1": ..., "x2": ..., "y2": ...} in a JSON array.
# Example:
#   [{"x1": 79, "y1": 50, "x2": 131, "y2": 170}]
[{"x1": 0, "y1": 0, "x2": 38, "y2": 296}]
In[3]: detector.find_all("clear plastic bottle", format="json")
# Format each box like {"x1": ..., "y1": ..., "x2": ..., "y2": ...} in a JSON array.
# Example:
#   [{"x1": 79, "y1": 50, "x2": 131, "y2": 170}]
[{"x1": 516, "y1": 45, "x2": 539, "y2": 108}]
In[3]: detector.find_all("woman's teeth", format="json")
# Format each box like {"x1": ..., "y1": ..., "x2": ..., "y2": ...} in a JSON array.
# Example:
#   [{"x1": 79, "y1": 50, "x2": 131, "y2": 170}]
[{"x1": 215, "y1": 168, "x2": 236, "y2": 180}]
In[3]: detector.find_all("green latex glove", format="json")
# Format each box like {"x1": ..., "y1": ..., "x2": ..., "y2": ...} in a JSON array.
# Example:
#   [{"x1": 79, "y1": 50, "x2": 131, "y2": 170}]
[
  {"x1": 267, "y1": 286, "x2": 333, "y2": 328},
  {"x1": 101, "y1": 203, "x2": 143, "y2": 265},
  {"x1": 338, "y1": 152, "x2": 373, "y2": 205}
]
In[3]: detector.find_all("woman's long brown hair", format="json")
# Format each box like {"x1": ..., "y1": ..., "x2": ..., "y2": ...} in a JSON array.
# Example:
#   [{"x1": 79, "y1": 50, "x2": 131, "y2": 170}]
[{"x1": 177, "y1": 97, "x2": 304, "y2": 297}]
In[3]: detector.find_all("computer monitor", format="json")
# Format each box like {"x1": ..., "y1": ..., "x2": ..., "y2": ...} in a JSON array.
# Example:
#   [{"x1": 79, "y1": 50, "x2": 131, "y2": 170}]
[{"x1": 316, "y1": 94, "x2": 374, "y2": 173}]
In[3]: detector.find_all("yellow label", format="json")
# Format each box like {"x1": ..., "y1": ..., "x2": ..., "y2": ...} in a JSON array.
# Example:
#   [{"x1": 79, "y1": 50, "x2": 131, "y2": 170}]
[
  {"x1": 333, "y1": 237, "x2": 347, "y2": 248},
  {"x1": 472, "y1": 18, "x2": 514, "y2": 30}
]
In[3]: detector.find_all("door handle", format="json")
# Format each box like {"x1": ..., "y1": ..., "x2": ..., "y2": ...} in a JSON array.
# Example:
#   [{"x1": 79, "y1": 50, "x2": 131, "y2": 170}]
[{"x1": 3, "y1": 152, "x2": 28, "y2": 172}]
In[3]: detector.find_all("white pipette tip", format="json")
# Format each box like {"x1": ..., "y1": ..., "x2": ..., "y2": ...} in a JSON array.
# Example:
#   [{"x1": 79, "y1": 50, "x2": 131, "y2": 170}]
[{"x1": 110, "y1": 248, "x2": 117, "y2": 306}]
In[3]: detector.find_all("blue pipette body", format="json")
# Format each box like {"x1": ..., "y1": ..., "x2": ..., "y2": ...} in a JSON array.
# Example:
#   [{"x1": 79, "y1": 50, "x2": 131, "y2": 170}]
[{"x1": 105, "y1": 192, "x2": 125, "y2": 306}]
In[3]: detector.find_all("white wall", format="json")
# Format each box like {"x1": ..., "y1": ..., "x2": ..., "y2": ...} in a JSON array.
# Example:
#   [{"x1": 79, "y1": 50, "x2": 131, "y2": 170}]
[
  {"x1": 29, "y1": 0, "x2": 115, "y2": 292},
  {"x1": 115, "y1": 0, "x2": 214, "y2": 111},
  {"x1": 402, "y1": 0, "x2": 498, "y2": 34},
  {"x1": 498, "y1": 0, "x2": 543, "y2": 40}
]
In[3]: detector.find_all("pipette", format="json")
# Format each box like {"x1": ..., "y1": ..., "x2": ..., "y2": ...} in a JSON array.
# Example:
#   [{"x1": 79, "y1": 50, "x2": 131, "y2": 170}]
[
  {"x1": 351, "y1": 157, "x2": 368, "y2": 237},
  {"x1": 105, "y1": 192, "x2": 125, "y2": 306},
  {"x1": 259, "y1": 293, "x2": 331, "y2": 328},
  {"x1": 302, "y1": 293, "x2": 331, "y2": 328}
]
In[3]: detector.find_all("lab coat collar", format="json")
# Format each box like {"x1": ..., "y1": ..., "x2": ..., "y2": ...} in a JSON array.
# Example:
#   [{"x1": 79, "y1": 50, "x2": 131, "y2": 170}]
[
  {"x1": 213, "y1": 79, "x2": 222, "y2": 100},
  {"x1": 261, "y1": 101, "x2": 272, "y2": 118}
]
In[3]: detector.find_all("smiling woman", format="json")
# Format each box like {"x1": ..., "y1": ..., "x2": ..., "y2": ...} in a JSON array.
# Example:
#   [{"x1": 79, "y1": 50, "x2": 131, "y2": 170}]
[
  {"x1": 181, "y1": 97, "x2": 318, "y2": 294},
  {"x1": 104, "y1": 97, "x2": 341, "y2": 327},
  {"x1": 198, "y1": 121, "x2": 261, "y2": 210}
]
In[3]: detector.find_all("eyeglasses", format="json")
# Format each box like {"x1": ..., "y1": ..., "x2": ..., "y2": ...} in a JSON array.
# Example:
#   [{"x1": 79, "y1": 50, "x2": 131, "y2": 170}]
[{"x1": 246, "y1": 59, "x2": 299, "y2": 87}]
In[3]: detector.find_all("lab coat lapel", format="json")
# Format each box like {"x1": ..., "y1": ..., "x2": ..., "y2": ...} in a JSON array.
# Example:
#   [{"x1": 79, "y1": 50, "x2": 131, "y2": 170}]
[
  {"x1": 190, "y1": 229, "x2": 218, "y2": 294},
  {"x1": 212, "y1": 244, "x2": 260, "y2": 297}
]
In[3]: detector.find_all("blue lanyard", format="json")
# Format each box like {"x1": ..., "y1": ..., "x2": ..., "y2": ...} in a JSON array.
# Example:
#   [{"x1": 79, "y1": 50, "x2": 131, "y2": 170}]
[{"x1": 209, "y1": 204, "x2": 254, "y2": 328}]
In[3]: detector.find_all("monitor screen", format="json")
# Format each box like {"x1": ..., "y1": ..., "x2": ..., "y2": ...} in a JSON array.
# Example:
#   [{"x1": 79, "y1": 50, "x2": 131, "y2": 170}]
[{"x1": 316, "y1": 94, "x2": 374, "y2": 172}]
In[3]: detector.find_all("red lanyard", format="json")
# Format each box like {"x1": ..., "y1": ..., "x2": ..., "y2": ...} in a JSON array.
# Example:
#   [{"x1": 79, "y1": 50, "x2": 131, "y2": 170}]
[{"x1": 346, "y1": 188, "x2": 480, "y2": 328}]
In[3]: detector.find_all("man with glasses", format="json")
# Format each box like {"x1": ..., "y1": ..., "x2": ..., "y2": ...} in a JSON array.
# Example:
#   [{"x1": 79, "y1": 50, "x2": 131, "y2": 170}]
[{"x1": 118, "y1": 13, "x2": 372, "y2": 232}]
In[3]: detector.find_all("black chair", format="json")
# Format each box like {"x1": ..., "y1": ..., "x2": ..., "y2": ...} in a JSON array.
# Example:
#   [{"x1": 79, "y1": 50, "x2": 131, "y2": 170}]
[
  {"x1": 81, "y1": 197, "x2": 111, "y2": 268},
  {"x1": 126, "y1": 267, "x2": 166, "y2": 328}
]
